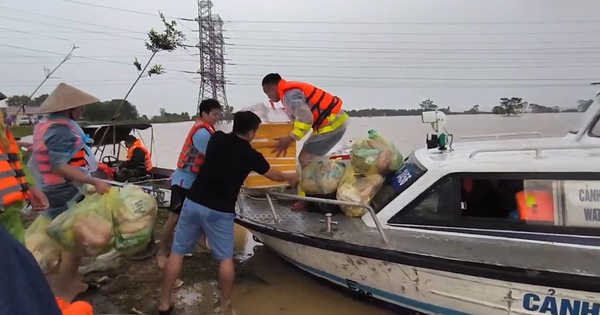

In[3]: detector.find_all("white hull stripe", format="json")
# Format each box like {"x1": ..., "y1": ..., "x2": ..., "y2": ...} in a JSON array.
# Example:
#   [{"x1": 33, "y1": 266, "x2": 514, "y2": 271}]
[{"x1": 277, "y1": 252, "x2": 470, "y2": 315}]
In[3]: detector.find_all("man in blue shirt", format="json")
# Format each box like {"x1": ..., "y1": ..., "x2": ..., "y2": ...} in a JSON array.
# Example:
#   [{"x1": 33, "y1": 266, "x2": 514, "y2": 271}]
[
  {"x1": 157, "y1": 99, "x2": 222, "y2": 269},
  {"x1": 158, "y1": 111, "x2": 298, "y2": 315}
]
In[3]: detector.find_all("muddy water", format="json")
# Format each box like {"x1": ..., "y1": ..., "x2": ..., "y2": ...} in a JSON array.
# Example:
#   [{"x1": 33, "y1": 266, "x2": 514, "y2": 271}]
[
  {"x1": 231, "y1": 225, "x2": 396, "y2": 315},
  {"x1": 41, "y1": 114, "x2": 582, "y2": 313}
]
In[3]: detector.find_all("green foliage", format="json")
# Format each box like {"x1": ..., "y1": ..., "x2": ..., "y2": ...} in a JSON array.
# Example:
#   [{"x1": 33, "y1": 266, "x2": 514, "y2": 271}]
[
  {"x1": 146, "y1": 13, "x2": 186, "y2": 53},
  {"x1": 148, "y1": 108, "x2": 191, "y2": 123},
  {"x1": 81, "y1": 99, "x2": 140, "y2": 122},
  {"x1": 577, "y1": 99, "x2": 594, "y2": 112},
  {"x1": 5, "y1": 94, "x2": 49, "y2": 107},
  {"x1": 133, "y1": 12, "x2": 186, "y2": 78},
  {"x1": 9, "y1": 125, "x2": 34, "y2": 138}
]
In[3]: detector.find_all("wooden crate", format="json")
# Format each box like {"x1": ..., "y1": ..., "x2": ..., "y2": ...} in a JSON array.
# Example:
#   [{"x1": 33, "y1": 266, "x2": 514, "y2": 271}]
[{"x1": 244, "y1": 122, "x2": 297, "y2": 189}]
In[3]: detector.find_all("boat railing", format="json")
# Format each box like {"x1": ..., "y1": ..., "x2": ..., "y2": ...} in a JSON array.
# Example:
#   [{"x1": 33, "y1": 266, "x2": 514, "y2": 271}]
[
  {"x1": 460, "y1": 131, "x2": 543, "y2": 141},
  {"x1": 469, "y1": 144, "x2": 600, "y2": 159},
  {"x1": 240, "y1": 191, "x2": 390, "y2": 245}
]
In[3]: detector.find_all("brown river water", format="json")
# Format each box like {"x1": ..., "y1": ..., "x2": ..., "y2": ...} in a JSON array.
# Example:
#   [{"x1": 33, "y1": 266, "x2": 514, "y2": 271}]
[{"x1": 24, "y1": 113, "x2": 583, "y2": 314}]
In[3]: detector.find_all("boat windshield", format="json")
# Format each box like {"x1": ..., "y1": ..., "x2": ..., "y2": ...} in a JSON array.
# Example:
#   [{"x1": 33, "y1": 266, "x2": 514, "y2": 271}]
[{"x1": 371, "y1": 153, "x2": 428, "y2": 213}]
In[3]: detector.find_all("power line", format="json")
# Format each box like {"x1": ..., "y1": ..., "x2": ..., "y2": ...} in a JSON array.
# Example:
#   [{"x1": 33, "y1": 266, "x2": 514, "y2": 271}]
[
  {"x1": 0, "y1": 26, "x2": 196, "y2": 63},
  {"x1": 0, "y1": 44, "x2": 196, "y2": 73},
  {"x1": 226, "y1": 73, "x2": 599, "y2": 82},
  {"x1": 226, "y1": 63, "x2": 600, "y2": 69},
  {"x1": 226, "y1": 37, "x2": 600, "y2": 46},
  {"x1": 0, "y1": 15, "x2": 142, "y2": 40},
  {"x1": 0, "y1": 5, "x2": 148, "y2": 35},
  {"x1": 224, "y1": 28, "x2": 600, "y2": 35},
  {"x1": 225, "y1": 19, "x2": 600, "y2": 26},
  {"x1": 58, "y1": 0, "x2": 185, "y2": 20},
  {"x1": 226, "y1": 43, "x2": 600, "y2": 53},
  {"x1": 2, "y1": 80, "x2": 593, "y2": 89},
  {"x1": 49, "y1": 2, "x2": 600, "y2": 26}
]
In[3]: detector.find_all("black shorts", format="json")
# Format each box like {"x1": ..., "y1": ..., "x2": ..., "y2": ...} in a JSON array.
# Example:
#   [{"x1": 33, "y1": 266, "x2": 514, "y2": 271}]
[{"x1": 169, "y1": 185, "x2": 189, "y2": 215}]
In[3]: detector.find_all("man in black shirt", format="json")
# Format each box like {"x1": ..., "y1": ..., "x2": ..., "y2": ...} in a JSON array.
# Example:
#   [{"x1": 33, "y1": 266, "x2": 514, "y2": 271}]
[{"x1": 158, "y1": 111, "x2": 298, "y2": 315}]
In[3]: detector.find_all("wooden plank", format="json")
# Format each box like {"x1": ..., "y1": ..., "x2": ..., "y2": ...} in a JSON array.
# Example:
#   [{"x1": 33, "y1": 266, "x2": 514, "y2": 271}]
[{"x1": 244, "y1": 122, "x2": 297, "y2": 189}]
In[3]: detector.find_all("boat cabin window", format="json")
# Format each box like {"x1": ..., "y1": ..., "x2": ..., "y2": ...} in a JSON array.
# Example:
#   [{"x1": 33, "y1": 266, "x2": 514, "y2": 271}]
[
  {"x1": 371, "y1": 153, "x2": 427, "y2": 213},
  {"x1": 388, "y1": 174, "x2": 600, "y2": 232}
]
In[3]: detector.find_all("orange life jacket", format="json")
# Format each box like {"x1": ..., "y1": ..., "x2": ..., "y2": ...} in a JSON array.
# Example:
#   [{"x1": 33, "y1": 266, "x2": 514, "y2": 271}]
[
  {"x1": 126, "y1": 139, "x2": 152, "y2": 172},
  {"x1": 176, "y1": 120, "x2": 215, "y2": 174},
  {"x1": 56, "y1": 297, "x2": 93, "y2": 315},
  {"x1": 515, "y1": 190, "x2": 555, "y2": 222},
  {"x1": 0, "y1": 128, "x2": 29, "y2": 208},
  {"x1": 276, "y1": 79, "x2": 343, "y2": 130},
  {"x1": 32, "y1": 118, "x2": 89, "y2": 186}
]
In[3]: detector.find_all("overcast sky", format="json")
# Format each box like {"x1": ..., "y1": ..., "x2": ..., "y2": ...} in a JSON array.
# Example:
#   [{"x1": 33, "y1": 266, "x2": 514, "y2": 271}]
[{"x1": 1, "y1": 0, "x2": 600, "y2": 116}]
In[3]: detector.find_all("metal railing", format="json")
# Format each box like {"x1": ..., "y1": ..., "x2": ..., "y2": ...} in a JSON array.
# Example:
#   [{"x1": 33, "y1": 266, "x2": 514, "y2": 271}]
[
  {"x1": 460, "y1": 131, "x2": 542, "y2": 141},
  {"x1": 249, "y1": 191, "x2": 390, "y2": 245},
  {"x1": 469, "y1": 144, "x2": 600, "y2": 159}
]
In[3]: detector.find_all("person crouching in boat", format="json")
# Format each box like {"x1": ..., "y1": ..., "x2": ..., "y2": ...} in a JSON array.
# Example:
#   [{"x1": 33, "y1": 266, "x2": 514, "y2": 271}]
[
  {"x1": 0, "y1": 93, "x2": 50, "y2": 242},
  {"x1": 158, "y1": 111, "x2": 299, "y2": 315},
  {"x1": 28, "y1": 83, "x2": 111, "y2": 302},
  {"x1": 114, "y1": 135, "x2": 152, "y2": 183},
  {"x1": 157, "y1": 99, "x2": 222, "y2": 269},
  {"x1": 261, "y1": 73, "x2": 349, "y2": 211}
]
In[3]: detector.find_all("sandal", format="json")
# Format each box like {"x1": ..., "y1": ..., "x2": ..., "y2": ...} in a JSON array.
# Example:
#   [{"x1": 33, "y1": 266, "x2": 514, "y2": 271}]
[{"x1": 72, "y1": 281, "x2": 101, "y2": 301}]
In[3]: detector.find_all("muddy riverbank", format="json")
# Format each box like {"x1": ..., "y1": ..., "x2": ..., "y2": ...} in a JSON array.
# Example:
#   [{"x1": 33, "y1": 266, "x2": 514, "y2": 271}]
[{"x1": 23, "y1": 208, "x2": 394, "y2": 314}]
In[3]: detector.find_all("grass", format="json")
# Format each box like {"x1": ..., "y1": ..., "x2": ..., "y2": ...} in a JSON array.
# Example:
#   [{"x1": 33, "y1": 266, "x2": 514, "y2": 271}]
[{"x1": 10, "y1": 125, "x2": 34, "y2": 138}]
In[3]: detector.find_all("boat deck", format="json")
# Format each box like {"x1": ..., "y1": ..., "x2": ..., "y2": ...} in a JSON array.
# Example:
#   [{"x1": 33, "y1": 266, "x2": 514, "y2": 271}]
[{"x1": 236, "y1": 192, "x2": 600, "y2": 278}]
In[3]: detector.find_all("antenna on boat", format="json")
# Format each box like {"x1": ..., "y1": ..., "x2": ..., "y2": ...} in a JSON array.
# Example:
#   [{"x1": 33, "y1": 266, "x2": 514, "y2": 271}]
[{"x1": 422, "y1": 109, "x2": 452, "y2": 152}]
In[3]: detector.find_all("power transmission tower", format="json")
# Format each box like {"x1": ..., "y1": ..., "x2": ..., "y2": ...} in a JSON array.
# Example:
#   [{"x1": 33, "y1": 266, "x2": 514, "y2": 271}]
[{"x1": 195, "y1": 0, "x2": 228, "y2": 115}]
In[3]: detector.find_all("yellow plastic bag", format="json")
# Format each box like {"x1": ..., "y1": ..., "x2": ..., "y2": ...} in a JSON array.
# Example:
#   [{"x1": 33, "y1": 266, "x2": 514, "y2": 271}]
[
  {"x1": 46, "y1": 188, "x2": 119, "y2": 257},
  {"x1": 350, "y1": 130, "x2": 403, "y2": 175},
  {"x1": 113, "y1": 185, "x2": 158, "y2": 254},
  {"x1": 301, "y1": 157, "x2": 346, "y2": 195},
  {"x1": 336, "y1": 165, "x2": 384, "y2": 217},
  {"x1": 25, "y1": 215, "x2": 61, "y2": 274}
]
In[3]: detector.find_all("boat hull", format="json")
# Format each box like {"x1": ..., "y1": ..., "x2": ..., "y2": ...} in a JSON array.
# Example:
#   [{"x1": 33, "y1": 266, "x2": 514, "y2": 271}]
[{"x1": 243, "y1": 227, "x2": 600, "y2": 315}]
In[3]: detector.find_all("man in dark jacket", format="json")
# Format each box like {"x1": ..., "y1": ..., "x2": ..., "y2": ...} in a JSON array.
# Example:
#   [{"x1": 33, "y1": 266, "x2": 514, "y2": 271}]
[{"x1": 115, "y1": 135, "x2": 152, "y2": 182}]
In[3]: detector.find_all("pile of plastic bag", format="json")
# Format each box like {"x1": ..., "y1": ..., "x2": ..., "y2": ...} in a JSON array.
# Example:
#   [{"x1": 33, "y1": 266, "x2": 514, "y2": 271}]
[
  {"x1": 25, "y1": 215, "x2": 62, "y2": 274},
  {"x1": 335, "y1": 130, "x2": 403, "y2": 217},
  {"x1": 28, "y1": 185, "x2": 157, "y2": 263},
  {"x1": 301, "y1": 157, "x2": 346, "y2": 195},
  {"x1": 336, "y1": 165, "x2": 385, "y2": 217},
  {"x1": 350, "y1": 130, "x2": 403, "y2": 176}
]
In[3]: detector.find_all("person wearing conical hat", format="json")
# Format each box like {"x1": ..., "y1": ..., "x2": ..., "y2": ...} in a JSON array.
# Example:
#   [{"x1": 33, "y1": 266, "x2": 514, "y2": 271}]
[
  {"x1": 28, "y1": 83, "x2": 111, "y2": 301},
  {"x1": 0, "y1": 92, "x2": 51, "y2": 243}
]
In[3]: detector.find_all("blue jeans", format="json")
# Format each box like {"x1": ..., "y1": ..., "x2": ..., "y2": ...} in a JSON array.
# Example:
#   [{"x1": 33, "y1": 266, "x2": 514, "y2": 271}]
[{"x1": 172, "y1": 198, "x2": 235, "y2": 261}]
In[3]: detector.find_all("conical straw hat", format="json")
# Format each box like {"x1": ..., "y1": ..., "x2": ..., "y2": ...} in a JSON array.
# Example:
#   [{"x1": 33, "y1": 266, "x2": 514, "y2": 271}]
[{"x1": 38, "y1": 83, "x2": 99, "y2": 114}]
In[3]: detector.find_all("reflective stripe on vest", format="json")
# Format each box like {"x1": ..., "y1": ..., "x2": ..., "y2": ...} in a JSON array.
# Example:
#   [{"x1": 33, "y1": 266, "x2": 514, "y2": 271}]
[
  {"x1": 276, "y1": 80, "x2": 348, "y2": 138},
  {"x1": 176, "y1": 121, "x2": 215, "y2": 174},
  {"x1": 32, "y1": 119, "x2": 89, "y2": 185},
  {"x1": 0, "y1": 129, "x2": 29, "y2": 209},
  {"x1": 126, "y1": 139, "x2": 153, "y2": 172}
]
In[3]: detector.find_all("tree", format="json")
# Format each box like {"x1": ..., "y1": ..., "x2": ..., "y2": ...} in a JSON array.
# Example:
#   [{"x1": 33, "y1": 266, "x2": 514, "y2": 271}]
[
  {"x1": 492, "y1": 106, "x2": 505, "y2": 115},
  {"x1": 464, "y1": 104, "x2": 480, "y2": 114},
  {"x1": 577, "y1": 99, "x2": 594, "y2": 112},
  {"x1": 499, "y1": 97, "x2": 524, "y2": 115},
  {"x1": 6, "y1": 95, "x2": 32, "y2": 107},
  {"x1": 5, "y1": 94, "x2": 48, "y2": 107},
  {"x1": 419, "y1": 99, "x2": 437, "y2": 111},
  {"x1": 81, "y1": 99, "x2": 139, "y2": 122}
]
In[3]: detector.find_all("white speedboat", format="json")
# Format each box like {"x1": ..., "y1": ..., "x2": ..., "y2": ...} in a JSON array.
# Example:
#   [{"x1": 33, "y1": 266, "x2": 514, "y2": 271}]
[{"x1": 236, "y1": 99, "x2": 600, "y2": 315}]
